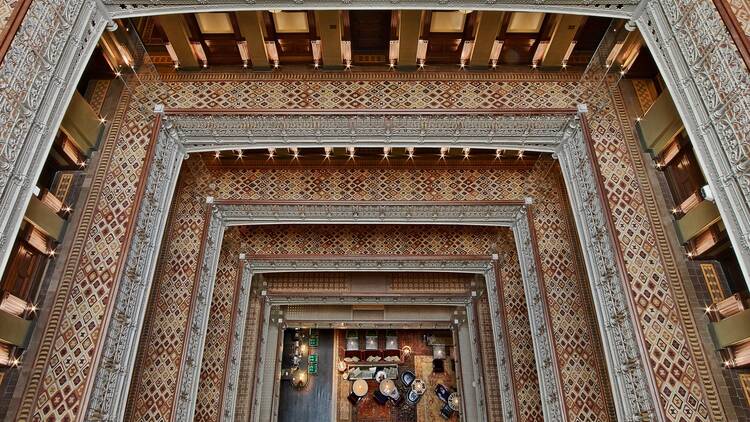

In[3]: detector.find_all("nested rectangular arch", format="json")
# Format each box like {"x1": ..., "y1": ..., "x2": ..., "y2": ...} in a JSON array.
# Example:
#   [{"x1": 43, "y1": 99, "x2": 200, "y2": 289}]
[
  {"x1": 86, "y1": 110, "x2": 658, "y2": 422},
  {"x1": 232, "y1": 258, "x2": 499, "y2": 422}
]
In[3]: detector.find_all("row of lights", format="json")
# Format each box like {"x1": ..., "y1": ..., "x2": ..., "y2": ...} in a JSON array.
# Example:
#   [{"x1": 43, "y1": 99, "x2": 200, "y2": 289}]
[{"x1": 215, "y1": 147, "x2": 526, "y2": 160}]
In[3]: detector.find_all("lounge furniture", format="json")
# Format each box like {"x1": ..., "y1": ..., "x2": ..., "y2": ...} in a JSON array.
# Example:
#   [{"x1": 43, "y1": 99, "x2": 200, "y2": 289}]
[
  {"x1": 405, "y1": 389, "x2": 422, "y2": 406},
  {"x1": 390, "y1": 392, "x2": 404, "y2": 406},
  {"x1": 373, "y1": 389, "x2": 389, "y2": 405},
  {"x1": 399, "y1": 370, "x2": 416, "y2": 389},
  {"x1": 440, "y1": 403, "x2": 455, "y2": 419},
  {"x1": 435, "y1": 384, "x2": 451, "y2": 402},
  {"x1": 347, "y1": 391, "x2": 361, "y2": 405}
]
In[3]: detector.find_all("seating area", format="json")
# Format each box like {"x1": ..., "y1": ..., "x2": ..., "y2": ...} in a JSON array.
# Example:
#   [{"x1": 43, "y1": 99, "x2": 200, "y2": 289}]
[{"x1": 336, "y1": 329, "x2": 459, "y2": 421}]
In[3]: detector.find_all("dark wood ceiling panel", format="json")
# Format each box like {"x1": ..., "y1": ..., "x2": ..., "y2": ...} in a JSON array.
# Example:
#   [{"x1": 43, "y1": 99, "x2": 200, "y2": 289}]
[{"x1": 349, "y1": 11, "x2": 390, "y2": 54}]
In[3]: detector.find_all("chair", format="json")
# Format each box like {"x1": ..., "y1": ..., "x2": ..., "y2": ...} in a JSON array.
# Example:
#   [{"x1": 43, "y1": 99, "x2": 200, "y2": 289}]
[
  {"x1": 405, "y1": 389, "x2": 421, "y2": 406},
  {"x1": 440, "y1": 403, "x2": 455, "y2": 419},
  {"x1": 435, "y1": 384, "x2": 451, "y2": 402},
  {"x1": 373, "y1": 389, "x2": 389, "y2": 405},
  {"x1": 433, "y1": 358, "x2": 445, "y2": 373},
  {"x1": 399, "y1": 370, "x2": 416, "y2": 389},
  {"x1": 347, "y1": 391, "x2": 361, "y2": 405}
]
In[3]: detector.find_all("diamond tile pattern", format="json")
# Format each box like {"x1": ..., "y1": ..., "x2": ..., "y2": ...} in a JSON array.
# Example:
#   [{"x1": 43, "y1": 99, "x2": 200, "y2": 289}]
[
  {"x1": 586, "y1": 82, "x2": 716, "y2": 420},
  {"x1": 21, "y1": 72, "x2": 722, "y2": 422},
  {"x1": 496, "y1": 229, "x2": 545, "y2": 422},
  {"x1": 146, "y1": 155, "x2": 607, "y2": 422}
]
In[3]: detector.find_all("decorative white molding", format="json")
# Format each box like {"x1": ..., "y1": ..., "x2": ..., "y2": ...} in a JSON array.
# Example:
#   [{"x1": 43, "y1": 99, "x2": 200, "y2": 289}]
[
  {"x1": 511, "y1": 208, "x2": 565, "y2": 421},
  {"x1": 200, "y1": 201, "x2": 531, "y2": 422},
  {"x1": 172, "y1": 113, "x2": 570, "y2": 153},
  {"x1": 85, "y1": 118, "x2": 184, "y2": 421},
  {"x1": 100, "y1": 0, "x2": 636, "y2": 19},
  {"x1": 221, "y1": 260, "x2": 253, "y2": 422},
  {"x1": 637, "y1": 1, "x2": 750, "y2": 288},
  {"x1": 0, "y1": 0, "x2": 108, "y2": 276},
  {"x1": 482, "y1": 266, "x2": 517, "y2": 422},
  {"x1": 235, "y1": 258, "x2": 501, "y2": 422},
  {"x1": 85, "y1": 111, "x2": 658, "y2": 421},
  {"x1": 556, "y1": 117, "x2": 657, "y2": 420}
]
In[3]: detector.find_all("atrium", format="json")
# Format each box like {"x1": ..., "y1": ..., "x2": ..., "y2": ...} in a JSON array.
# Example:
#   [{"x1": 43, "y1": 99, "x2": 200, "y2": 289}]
[{"x1": 0, "y1": 1, "x2": 748, "y2": 421}]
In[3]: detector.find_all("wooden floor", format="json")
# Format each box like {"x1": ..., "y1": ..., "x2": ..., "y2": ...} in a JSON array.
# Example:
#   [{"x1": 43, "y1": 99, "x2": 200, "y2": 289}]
[{"x1": 278, "y1": 329, "x2": 334, "y2": 422}]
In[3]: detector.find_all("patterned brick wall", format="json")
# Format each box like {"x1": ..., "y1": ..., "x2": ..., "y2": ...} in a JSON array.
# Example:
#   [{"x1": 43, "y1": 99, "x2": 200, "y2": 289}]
[
  {"x1": 139, "y1": 153, "x2": 605, "y2": 421},
  {"x1": 586, "y1": 80, "x2": 723, "y2": 420},
  {"x1": 495, "y1": 229, "x2": 544, "y2": 422},
  {"x1": 475, "y1": 293, "x2": 505, "y2": 422},
  {"x1": 17, "y1": 71, "x2": 725, "y2": 422},
  {"x1": 193, "y1": 229, "x2": 242, "y2": 422}
]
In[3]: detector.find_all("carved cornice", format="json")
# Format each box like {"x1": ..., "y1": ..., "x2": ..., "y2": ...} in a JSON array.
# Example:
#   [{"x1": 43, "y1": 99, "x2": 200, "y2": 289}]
[
  {"x1": 170, "y1": 113, "x2": 570, "y2": 153},
  {"x1": 100, "y1": 0, "x2": 637, "y2": 19}
]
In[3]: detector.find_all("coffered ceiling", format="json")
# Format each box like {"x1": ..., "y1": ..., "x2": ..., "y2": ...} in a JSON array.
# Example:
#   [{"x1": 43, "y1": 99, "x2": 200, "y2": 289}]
[{"x1": 128, "y1": 10, "x2": 613, "y2": 70}]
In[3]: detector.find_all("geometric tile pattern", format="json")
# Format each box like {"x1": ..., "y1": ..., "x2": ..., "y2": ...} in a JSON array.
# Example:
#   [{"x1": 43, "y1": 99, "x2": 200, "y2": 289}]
[
  {"x1": 726, "y1": 0, "x2": 750, "y2": 38},
  {"x1": 19, "y1": 71, "x2": 723, "y2": 422},
  {"x1": 526, "y1": 164, "x2": 613, "y2": 421},
  {"x1": 586, "y1": 81, "x2": 717, "y2": 421},
  {"x1": 495, "y1": 229, "x2": 544, "y2": 422},
  {"x1": 194, "y1": 228, "x2": 242, "y2": 422},
  {"x1": 160, "y1": 72, "x2": 580, "y2": 111},
  {"x1": 125, "y1": 156, "x2": 212, "y2": 421},
  {"x1": 476, "y1": 288, "x2": 505, "y2": 422},
  {"x1": 25, "y1": 89, "x2": 155, "y2": 421},
  {"x1": 390, "y1": 273, "x2": 473, "y2": 293},
  {"x1": 631, "y1": 78, "x2": 658, "y2": 114},
  {"x1": 159, "y1": 157, "x2": 608, "y2": 421},
  {"x1": 700, "y1": 263, "x2": 726, "y2": 304}
]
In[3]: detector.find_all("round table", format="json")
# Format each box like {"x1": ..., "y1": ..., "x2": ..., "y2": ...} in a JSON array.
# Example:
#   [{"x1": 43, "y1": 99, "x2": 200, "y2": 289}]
[
  {"x1": 379, "y1": 379, "x2": 397, "y2": 397},
  {"x1": 352, "y1": 379, "x2": 368, "y2": 397},
  {"x1": 412, "y1": 379, "x2": 426, "y2": 395},
  {"x1": 448, "y1": 392, "x2": 460, "y2": 411}
]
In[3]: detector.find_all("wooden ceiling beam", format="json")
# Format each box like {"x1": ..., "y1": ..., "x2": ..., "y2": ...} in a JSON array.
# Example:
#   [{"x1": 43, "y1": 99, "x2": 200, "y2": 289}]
[
  {"x1": 158, "y1": 14, "x2": 200, "y2": 69},
  {"x1": 236, "y1": 11, "x2": 271, "y2": 69},
  {"x1": 397, "y1": 10, "x2": 423, "y2": 69},
  {"x1": 541, "y1": 14, "x2": 585, "y2": 67},
  {"x1": 468, "y1": 11, "x2": 503, "y2": 68},
  {"x1": 315, "y1": 10, "x2": 344, "y2": 69}
]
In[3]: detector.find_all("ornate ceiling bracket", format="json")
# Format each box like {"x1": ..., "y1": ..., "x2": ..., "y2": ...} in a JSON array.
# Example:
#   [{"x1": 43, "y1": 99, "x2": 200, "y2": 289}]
[
  {"x1": 100, "y1": 0, "x2": 637, "y2": 19},
  {"x1": 637, "y1": 1, "x2": 750, "y2": 286},
  {"x1": 0, "y1": 0, "x2": 109, "y2": 277},
  {"x1": 555, "y1": 116, "x2": 657, "y2": 420}
]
